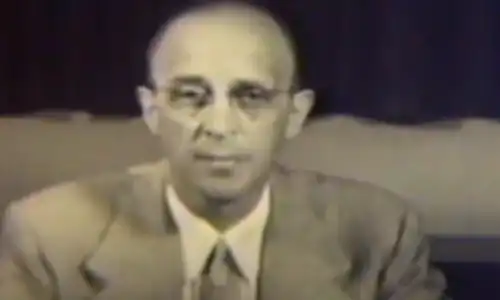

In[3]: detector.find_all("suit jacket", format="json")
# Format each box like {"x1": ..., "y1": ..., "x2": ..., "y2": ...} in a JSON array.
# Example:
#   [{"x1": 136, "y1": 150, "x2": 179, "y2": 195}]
[{"x1": 0, "y1": 160, "x2": 447, "y2": 300}]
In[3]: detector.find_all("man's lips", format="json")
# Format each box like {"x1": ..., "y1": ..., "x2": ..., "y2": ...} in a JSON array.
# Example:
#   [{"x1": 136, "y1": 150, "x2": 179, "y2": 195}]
[{"x1": 194, "y1": 152, "x2": 249, "y2": 162}]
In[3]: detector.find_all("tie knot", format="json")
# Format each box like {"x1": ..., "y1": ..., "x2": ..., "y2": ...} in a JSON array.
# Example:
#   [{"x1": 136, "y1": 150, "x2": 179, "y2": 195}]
[
  {"x1": 213, "y1": 239, "x2": 229, "y2": 261},
  {"x1": 199, "y1": 239, "x2": 244, "y2": 299},
  {"x1": 203, "y1": 239, "x2": 233, "y2": 285}
]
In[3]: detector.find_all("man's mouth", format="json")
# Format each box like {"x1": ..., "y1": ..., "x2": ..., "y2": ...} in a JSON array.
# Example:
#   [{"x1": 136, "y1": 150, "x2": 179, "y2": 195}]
[{"x1": 194, "y1": 152, "x2": 249, "y2": 163}]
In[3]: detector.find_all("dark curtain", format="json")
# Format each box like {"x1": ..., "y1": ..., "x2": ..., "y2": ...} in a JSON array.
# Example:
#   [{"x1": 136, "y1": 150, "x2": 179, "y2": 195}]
[{"x1": 1, "y1": 0, "x2": 500, "y2": 124}]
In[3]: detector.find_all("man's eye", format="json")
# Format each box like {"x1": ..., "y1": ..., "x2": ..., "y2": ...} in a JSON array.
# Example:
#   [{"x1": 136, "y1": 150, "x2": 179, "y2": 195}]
[
  {"x1": 172, "y1": 88, "x2": 203, "y2": 99},
  {"x1": 236, "y1": 89, "x2": 271, "y2": 106},
  {"x1": 169, "y1": 87, "x2": 208, "y2": 107}
]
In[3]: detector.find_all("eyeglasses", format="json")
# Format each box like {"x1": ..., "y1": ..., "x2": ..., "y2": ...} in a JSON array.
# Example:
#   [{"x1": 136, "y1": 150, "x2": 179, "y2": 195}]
[{"x1": 154, "y1": 82, "x2": 291, "y2": 112}]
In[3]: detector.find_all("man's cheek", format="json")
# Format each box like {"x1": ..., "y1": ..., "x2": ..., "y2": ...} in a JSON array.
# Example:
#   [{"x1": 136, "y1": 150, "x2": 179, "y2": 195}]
[
  {"x1": 247, "y1": 131, "x2": 278, "y2": 151},
  {"x1": 159, "y1": 114, "x2": 199, "y2": 145}
]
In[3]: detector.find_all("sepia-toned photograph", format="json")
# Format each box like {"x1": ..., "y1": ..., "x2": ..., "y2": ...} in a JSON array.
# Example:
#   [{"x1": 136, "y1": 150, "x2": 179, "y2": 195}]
[{"x1": 1, "y1": 0, "x2": 499, "y2": 299}]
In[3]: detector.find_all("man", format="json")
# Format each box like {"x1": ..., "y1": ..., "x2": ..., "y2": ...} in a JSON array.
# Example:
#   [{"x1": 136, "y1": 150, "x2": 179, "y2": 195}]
[{"x1": 0, "y1": 1, "x2": 448, "y2": 299}]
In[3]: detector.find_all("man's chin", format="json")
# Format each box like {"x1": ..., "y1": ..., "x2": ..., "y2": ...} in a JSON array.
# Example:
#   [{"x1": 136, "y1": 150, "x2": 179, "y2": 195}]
[
  {"x1": 198, "y1": 182, "x2": 247, "y2": 202},
  {"x1": 188, "y1": 167, "x2": 266, "y2": 201}
]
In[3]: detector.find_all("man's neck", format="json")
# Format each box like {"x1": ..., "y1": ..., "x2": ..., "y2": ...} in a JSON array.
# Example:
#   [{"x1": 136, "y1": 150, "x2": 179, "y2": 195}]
[
  {"x1": 170, "y1": 180, "x2": 267, "y2": 231},
  {"x1": 203, "y1": 190, "x2": 264, "y2": 231}
]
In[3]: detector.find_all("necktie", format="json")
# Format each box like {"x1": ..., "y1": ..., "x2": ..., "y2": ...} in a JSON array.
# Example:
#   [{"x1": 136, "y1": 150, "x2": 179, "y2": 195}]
[{"x1": 199, "y1": 239, "x2": 243, "y2": 300}]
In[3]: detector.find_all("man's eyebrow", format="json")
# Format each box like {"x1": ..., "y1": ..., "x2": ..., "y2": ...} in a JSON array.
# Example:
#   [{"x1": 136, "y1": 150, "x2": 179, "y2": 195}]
[
  {"x1": 170, "y1": 75, "x2": 208, "y2": 86},
  {"x1": 231, "y1": 79, "x2": 273, "y2": 89}
]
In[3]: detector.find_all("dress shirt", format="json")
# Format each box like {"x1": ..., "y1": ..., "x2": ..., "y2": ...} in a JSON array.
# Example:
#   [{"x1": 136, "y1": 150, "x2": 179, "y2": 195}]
[{"x1": 167, "y1": 184, "x2": 270, "y2": 297}]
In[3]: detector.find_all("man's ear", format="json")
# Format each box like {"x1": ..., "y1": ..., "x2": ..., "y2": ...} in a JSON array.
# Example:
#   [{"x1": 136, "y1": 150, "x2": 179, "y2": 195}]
[
  {"x1": 136, "y1": 86, "x2": 160, "y2": 135},
  {"x1": 285, "y1": 89, "x2": 315, "y2": 139}
]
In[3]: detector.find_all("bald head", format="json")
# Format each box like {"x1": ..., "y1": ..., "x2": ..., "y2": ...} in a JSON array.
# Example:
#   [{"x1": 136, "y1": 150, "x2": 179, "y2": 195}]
[{"x1": 147, "y1": 1, "x2": 298, "y2": 90}]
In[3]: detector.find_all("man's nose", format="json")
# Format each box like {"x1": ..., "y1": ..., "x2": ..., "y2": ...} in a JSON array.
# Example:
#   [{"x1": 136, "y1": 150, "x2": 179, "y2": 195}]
[{"x1": 201, "y1": 102, "x2": 239, "y2": 140}]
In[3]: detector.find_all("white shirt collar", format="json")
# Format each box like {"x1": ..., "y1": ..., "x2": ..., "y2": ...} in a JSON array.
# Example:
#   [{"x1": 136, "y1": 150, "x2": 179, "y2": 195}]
[{"x1": 167, "y1": 184, "x2": 270, "y2": 282}]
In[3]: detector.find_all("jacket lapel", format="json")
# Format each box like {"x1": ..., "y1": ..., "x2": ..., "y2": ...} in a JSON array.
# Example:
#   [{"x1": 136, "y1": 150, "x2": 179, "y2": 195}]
[
  {"x1": 259, "y1": 166, "x2": 353, "y2": 300},
  {"x1": 81, "y1": 160, "x2": 185, "y2": 300}
]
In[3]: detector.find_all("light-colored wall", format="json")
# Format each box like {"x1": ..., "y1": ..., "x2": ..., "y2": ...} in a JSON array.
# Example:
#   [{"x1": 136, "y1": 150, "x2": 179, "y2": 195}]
[
  {"x1": 0, "y1": 117, "x2": 159, "y2": 212},
  {"x1": 279, "y1": 116, "x2": 500, "y2": 237},
  {"x1": 1, "y1": 115, "x2": 499, "y2": 246}
]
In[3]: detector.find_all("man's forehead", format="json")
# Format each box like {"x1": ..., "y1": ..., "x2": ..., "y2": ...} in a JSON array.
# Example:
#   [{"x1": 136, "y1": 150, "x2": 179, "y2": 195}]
[
  {"x1": 149, "y1": 5, "x2": 295, "y2": 87},
  {"x1": 161, "y1": 3, "x2": 286, "y2": 44}
]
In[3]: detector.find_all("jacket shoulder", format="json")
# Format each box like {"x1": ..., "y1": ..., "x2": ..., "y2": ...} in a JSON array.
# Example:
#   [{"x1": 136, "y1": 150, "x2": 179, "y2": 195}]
[
  {"x1": 280, "y1": 165, "x2": 413, "y2": 216},
  {"x1": 2, "y1": 161, "x2": 164, "y2": 252},
  {"x1": 279, "y1": 166, "x2": 419, "y2": 248}
]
